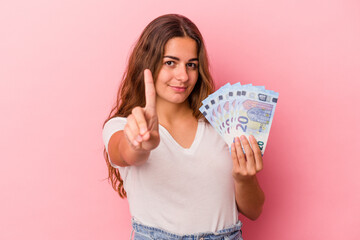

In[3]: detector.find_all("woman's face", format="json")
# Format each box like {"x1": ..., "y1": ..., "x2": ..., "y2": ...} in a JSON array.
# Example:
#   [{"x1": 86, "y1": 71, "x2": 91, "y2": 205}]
[{"x1": 155, "y1": 37, "x2": 199, "y2": 106}]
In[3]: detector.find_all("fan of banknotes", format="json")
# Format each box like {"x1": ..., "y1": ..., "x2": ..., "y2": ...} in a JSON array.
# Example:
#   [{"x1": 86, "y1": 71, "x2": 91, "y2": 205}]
[{"x1": 199, "y1": 83, "x2": 279, "y2": 155}]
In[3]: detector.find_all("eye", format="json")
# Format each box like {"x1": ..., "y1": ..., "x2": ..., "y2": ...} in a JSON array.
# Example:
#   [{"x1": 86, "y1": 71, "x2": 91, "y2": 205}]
[
  {"x1": 187, "y1": 62, "x2": 198, "y2": 69},
  {"x1": 164, "y1": 61, "x2": 175, "y2": 66}
]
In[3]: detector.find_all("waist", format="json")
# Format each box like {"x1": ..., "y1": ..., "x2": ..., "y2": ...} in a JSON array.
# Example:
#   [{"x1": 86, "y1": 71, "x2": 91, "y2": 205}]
[{"x1": 131, "y1": 217, "x2": 243, "y2": 240}]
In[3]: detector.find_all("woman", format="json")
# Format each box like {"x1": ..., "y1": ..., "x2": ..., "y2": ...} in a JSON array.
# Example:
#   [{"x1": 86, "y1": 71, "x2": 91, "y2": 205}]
[{"x1": 102, "y1": 14, "x2": 264, "y2": 240}]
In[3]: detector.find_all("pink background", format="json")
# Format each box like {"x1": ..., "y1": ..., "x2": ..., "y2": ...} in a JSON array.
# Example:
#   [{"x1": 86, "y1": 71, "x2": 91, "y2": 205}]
[{"x1": 1, "y1": 0, "x2": 359, "y2": 239}]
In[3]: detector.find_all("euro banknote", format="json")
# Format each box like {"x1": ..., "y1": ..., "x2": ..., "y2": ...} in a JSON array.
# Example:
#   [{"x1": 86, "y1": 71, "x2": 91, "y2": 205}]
[{"x1": 200, "y1": 83, "x2": 279, "y2": 155}]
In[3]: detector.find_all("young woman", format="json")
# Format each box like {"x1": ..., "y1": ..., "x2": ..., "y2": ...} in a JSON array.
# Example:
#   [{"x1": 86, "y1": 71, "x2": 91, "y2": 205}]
[{"x1": 102, "y1": 14, "x2": 265, "y2": 240}]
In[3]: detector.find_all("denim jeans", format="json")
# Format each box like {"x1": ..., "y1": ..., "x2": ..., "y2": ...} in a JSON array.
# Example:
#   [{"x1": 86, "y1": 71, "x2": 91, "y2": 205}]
[{"x1": 130, "y1": 218, "x2": 243, "y2": 240}]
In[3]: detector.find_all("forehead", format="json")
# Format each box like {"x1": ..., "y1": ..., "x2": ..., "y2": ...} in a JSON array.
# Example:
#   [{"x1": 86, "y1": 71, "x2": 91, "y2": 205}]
[{"x1": 164, "y1": 37, "x2": 198, "y2": 58}]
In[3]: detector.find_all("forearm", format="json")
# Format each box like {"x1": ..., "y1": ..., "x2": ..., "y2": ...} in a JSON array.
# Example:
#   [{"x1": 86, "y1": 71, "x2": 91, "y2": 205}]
[
  {"x1": 234, "y1": 176, "x2": 265, "y2": 220},
  {"x1": 109, "y1": 131, "x2": 151, "y2": 167},
  {"x1": 120, "y1": 138, "x2": 151, "y2": 166}
]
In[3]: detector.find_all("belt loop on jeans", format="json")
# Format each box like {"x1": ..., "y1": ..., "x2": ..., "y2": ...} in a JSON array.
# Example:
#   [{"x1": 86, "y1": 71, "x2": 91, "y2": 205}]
[{"x1": 129, "y1": 229, "x2": 134, "y2": 240}]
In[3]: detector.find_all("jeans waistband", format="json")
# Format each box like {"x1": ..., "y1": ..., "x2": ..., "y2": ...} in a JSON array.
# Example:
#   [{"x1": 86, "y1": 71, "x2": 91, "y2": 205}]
[{"x1": 130, "y1": 217, "x2": 243, "y2": 240}]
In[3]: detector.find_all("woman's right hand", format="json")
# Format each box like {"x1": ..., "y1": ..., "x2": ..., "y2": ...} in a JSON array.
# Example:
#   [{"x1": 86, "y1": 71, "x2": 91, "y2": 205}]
[{"x1": 123, "y1": 69, "x2": 160, "y2": 151}]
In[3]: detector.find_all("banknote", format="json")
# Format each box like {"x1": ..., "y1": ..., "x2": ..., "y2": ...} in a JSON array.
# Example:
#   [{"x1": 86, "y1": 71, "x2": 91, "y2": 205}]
[{"x1": 200, "y1": 83, "x2": 279, "y2": 155}]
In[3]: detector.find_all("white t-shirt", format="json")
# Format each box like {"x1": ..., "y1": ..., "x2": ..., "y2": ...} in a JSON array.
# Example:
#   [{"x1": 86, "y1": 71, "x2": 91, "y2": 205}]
[{"x1": 102, "y1": 117, "x2": 239, "y2": 235}]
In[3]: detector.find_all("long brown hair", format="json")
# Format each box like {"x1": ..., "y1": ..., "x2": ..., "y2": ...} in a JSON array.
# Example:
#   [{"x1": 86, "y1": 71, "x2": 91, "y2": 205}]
[{"x1": 103, "y1": 14, "x2": 215, "y2": 198}]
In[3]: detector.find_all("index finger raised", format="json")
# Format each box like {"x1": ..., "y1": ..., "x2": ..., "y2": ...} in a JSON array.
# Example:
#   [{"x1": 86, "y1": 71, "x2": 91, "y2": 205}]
[{"x1": 144, "y1": 69, "x2": 156, "y2": 113}]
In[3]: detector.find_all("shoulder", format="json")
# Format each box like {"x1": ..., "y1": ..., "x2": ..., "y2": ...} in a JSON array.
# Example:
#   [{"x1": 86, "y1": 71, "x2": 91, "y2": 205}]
[
  {"x1": 104, "y1": 116, "x2": 127, "y2": 126},
  {"x1": 200, "y1": 119, "x2": 215, "y2": 133},
  {"x1": 102, "y1": 117, "x2": 127, "y2": 150},
  {"x1": 103, "y1": 116, "x2": 127, "y2": 132},
  {"x1": 200, "y1": 120, "x2": 227, "y2": 146}
]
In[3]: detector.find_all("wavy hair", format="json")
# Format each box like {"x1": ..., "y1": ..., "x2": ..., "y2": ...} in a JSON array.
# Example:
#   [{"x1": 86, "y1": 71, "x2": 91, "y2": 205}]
[{"x1": 103, "y1": 14, "x2": 215, "y2": 198}]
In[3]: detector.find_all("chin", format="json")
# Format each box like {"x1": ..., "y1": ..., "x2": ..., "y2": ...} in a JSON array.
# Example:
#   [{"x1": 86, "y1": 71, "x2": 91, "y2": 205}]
[
  {"x1": 171, "y1": 99, "x2": 187, "y2": 104},
  {"x1": 168, "y1": 96, "x2": 190, "y2": 104},
  {"x1": 158, "y1": 92, "x2": 192, "y2": 105}
]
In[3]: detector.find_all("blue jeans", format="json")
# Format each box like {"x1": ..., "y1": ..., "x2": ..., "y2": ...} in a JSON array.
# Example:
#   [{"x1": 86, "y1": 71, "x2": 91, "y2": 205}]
[{"x1": 130, "y1": 218, "x2": 243, "y2": 240}]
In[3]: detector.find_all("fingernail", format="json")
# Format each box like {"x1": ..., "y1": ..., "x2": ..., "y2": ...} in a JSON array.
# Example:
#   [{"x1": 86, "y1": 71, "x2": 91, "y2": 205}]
[
  {"x1": 241, "y1": 135, "x2": 246, "y2": 141},
  {"x1": 136, "y1": 135, "x2": 142, "y2": 142},
  {"x1": 140, "y1": 127, "x2": 147, "y2": 135}
]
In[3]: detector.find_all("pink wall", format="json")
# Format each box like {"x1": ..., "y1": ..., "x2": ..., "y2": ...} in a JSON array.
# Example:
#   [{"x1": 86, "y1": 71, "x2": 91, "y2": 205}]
[{"x1": 1, "y1": 0, "x2": 359, "y2": 239}]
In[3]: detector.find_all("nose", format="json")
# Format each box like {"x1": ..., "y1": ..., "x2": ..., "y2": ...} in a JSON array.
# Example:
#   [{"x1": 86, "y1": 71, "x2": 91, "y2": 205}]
[{"x1": 175, "y1": 64, "x2": 189, "y2": 82}]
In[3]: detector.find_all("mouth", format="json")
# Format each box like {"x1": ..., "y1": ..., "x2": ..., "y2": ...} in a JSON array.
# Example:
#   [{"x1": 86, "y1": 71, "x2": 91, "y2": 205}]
[{"x1": 170, "y1": 86, "x2": 187, "y2": 92}]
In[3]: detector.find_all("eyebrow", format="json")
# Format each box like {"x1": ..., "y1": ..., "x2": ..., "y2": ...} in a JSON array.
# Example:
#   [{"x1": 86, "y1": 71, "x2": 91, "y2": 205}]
[{"x1": 163, "y1": 56, "x2": 199, "y2": 62}]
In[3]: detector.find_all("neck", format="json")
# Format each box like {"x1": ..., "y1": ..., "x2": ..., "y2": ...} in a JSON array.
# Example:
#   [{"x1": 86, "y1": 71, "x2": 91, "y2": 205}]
[{"x1": 156, "y1": 98, "x2": 194, "y2": 126}]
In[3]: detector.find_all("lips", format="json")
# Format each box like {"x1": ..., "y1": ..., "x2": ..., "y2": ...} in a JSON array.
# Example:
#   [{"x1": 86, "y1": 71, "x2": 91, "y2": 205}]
[{"x1": 170, "y1": 86, "x2": 187, "y2": 92}]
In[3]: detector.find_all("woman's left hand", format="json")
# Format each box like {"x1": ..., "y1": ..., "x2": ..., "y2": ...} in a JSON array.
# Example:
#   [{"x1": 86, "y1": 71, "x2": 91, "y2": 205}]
[{"x1": 231, "y1": 135, "x2": 263, "y2": 183}]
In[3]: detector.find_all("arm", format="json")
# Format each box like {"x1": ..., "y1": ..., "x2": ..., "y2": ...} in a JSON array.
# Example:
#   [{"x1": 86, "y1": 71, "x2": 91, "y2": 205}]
[
  {"x1": 107, "y1": 69, "x2": 159, "y2": 167},
  {"x1": 108, "y1": 130, "x2": 153, "y2": 167},
  {"x1": 234, "y1": 175, "x2": 265, "y2": 220},
  {"x1": 231, "y1": 135, "x2": 265, "y2": 220}
]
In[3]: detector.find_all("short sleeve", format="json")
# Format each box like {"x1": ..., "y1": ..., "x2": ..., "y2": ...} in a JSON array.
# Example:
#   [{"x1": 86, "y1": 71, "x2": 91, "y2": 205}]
[{"x1": 102, "y1": 117, "x2": 127, "y2": 169}]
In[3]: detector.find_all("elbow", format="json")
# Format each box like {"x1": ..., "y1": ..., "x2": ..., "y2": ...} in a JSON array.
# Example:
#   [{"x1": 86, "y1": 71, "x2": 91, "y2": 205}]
[
  {"x1": 247, "y1": 207, "x2": 263, "y2": 221},
  {"x1": 241, "y1": 196, "x2": 265, "y2": 221},
  {"x1": 238, "y1": 205, "x2": 264, "y2": 221}
]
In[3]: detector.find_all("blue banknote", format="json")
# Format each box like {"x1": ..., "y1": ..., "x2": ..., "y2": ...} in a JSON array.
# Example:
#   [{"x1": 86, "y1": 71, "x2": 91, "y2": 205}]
[{"x1": 200, "y1": 83, "x2": 279, "y2": 155}]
